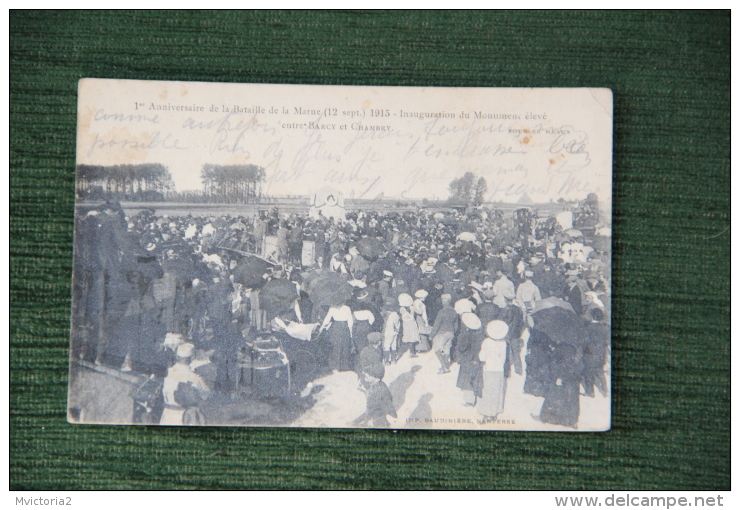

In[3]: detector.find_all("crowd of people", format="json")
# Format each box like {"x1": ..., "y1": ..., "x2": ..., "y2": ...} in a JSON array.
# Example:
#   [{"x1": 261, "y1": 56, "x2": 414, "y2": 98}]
[{"x1": 71, "y1": 200, "x2": 611, "y2": 428}]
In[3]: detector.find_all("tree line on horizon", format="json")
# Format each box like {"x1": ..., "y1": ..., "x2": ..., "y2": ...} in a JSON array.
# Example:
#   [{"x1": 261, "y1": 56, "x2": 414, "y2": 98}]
[
  {"x1": 200, "y1": 164, "x2": 265, "y2": 204},
  {"x1": 76, "y1": 164, "x2": 174, "y2": 202},
  {"x1": 76, "y1": 163, "x2": 267, "y2": 203},
  {"x1": 447, "y1": 172, "x2": 488, "y2": 207}
]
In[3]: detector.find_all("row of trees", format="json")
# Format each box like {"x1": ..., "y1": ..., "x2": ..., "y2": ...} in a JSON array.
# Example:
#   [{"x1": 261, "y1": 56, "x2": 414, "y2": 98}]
[
  {"x1": 448, "y1": 172, "x2": 488, "y2": 207},
  {"x1": 201, "y1": 164, "x2": 266, "y2": 204},
  {"x1": 76, "y1": 163, "x2": 268, "y2": 203},
  {"x1": 76, "y1": 164, "x2": 174, "y2": 202}
]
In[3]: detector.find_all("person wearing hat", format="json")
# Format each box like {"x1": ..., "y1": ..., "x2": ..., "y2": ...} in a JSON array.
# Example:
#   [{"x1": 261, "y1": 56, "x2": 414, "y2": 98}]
[
  {"x1": 353, "y1": 362, "x2": 396, "y2": 428},
  {"x1": 108, "y1": 228, "x2": 164, "y2": 373},
  {"x1": 430, "y1": 293, "x2": 458, "y2": 374},
  {"x1": 454, "y1": 297, "x2": 476, "y2": 315},
  {"x1": 492, "y1": 269, "x2": 516, "y2": 308},
  {"x1": 398, "y1": 293, "x2": 421, "y2": 358},
  {"x1": 351, "y1": 285, "x2": 383, "y2": 328},
  {"x1": 477, "y1": 320, "x2": 509, "y2": 419},
  {"x1": 356, "y1": 331, "x2": 383, "y2": 374},
  {"x1": 349, "y1": 251, "x2": 370, "y2": 280},
  {"x1": 311, "y1": 223, "x2": 327, "y2": 267},
  {"x1": 497, "y1": 299, "x2": 527, "y2": 378},
  {"x1": 160, "y1": 343, "x2": 210, "y2": 425},
  {"x1": 377, "y1": 270, "x2": 393, "y2": 302},
  {"x1": 454, "y1": 312, "x2": 485, "y2": 407},
  {"x1": 390, "y1": 277, "x2": 410, "y2": 303},
  {"x1": 582, "y1": 308, "x2": 609, "y2": 398},
  {"x1": 412, "y1": 289, "x2": 431, "y2": 352},
  {"x1": 320, "y1": 301, "x2": 355, "y2": 373},
  {"x1": 532, "y1": 343, "x2": 583, "y2": 430},
  {"x1": 288, "y1": 219, "x2": 303, "y2": 266},
  {"x1": 477, "y1": 288, "x2": 500, "y2": 327},
  {"x1": 276, "y1": 220, "x2": 290, "y2": 264},
  {"x1": 161, "y1": 331, "x2": 185, "y2": 368},
  {"x1": 252, "y1": 214, "x2": 267, "y2": 255},
  {"x1": 330, "y1": 253, "x2": 348, "y2": 274},
  {"x1": 516, "y1": 270, "x2": 542, "y2": 313},
  {"x1": 533, "y1": 261, "x2": 563, "y2": 299},
  {"x1": 381, "y1": 297, "x2": 401, "y2": 365},
  {"x1": 565, "y1": 275, "x2": 583, "y2": 315}
]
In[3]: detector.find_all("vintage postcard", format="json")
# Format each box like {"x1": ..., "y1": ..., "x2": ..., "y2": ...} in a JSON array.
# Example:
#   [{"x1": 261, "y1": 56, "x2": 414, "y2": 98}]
[{"x1": 68, "y1": 79, "x2": 612, "y2": 431}]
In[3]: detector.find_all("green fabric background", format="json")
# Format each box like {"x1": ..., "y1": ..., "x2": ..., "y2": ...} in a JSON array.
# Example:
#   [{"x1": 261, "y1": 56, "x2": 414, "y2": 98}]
[{"x1": 10, "y1": 10, "x2": 730, "y2": 490}]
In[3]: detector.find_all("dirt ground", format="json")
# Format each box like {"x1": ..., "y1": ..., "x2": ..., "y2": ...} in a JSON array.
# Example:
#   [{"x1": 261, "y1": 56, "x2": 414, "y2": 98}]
[{"x1": 293, "y1": 345, "x2": 611, "y2": 431}]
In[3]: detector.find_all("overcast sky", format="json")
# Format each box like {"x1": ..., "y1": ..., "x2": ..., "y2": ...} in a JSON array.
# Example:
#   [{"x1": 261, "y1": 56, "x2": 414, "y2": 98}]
[{"x1": 77, "y1": 80, "x2": 613, "y2": 208}]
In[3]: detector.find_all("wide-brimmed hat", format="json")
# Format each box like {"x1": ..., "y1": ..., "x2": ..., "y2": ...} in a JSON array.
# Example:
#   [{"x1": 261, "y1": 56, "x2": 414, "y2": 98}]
[
  {"x1": 486, "y1": 320, "x2": 509, "y2": 340},
  {"x1": 461, "y1": 312, "x2": 482, "y2": 330},
  {"x1": 398, "y1": 293, "x2": 413, "y2": 307},
  {"x1": 454, "y1": 298, "x2": 476, "y2": 314},
  {"x1": 414, "y1": 289, "x2": 428, "y2": 299}
]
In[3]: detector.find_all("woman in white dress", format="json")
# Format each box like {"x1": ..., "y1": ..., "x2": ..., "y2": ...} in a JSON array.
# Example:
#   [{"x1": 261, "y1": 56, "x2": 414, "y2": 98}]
[
  {"x1": 477, "y1": 320, "x2": 509, "y2": 419},
  {"x1": 398, "y1": 293, "x2": 420, "y2": 358},
  {"x1": 413, "y1": 289, "x2": 431, "y2": 352}
]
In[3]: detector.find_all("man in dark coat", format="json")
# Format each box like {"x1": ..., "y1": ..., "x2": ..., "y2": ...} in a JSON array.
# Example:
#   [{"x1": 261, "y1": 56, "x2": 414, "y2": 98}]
[
  {"x1": 288, "y1": 220, "x2": 303, "y2": 266},
  {"x1": 476, "y1": 289, "x2": 500, "y2": 326},
  {"x1": 430, "y1": 293, "x2": 458, "y2": 374},
  {"x1": 498, "y1": 303, "x2": 526, "y2": 377},
  {"x1": 354, "y1": 363, "x2": 396, "y2": 427},
  {"x1": 276, "y1": 221, "x2": 290, "y2": 263},
  {"x1": 535, "y1": 343, "x2": 584, "y2": 429},
  {"x1": 582, "y1": 308, "x2": 609, "y2": 397},
  {"x1": 524, "y1": 328, "x2": 556, "y2": 397},
  {"x1": 356, "y1": 332, "x2": 383, "y2": 373},
  {"x1": 454, "y1": 313, "x2": 484, "y2": 406},
  {"x1": 565, "y1": 275, "x2": 583, "y2": 315},
  {"x1": 532, "y1": 262, "x2": 563, "y2": 299}
]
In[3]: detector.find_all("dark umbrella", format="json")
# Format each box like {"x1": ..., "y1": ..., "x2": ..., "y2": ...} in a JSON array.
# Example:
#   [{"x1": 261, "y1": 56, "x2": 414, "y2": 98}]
[
  {"x1": 530, "y1": 306, "x2": 589, "y2": 346},
  {"x1": 356, "y1": 237, "x2": 386, "y2": 260},
  {"x1": 309, "y1": 273, "x2": 353, "y2": 307},
  {"x1": 232, "y1": 255, "x2": 275, "y2": 289},
  {"x1": 304, "y1": 270, "x2": 346, "y2": 294},
  {"x1": 260, "y1": 278, "x2": 299, "y2": 315}
]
